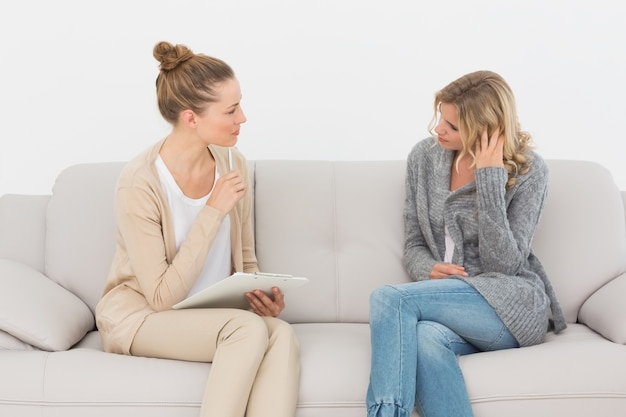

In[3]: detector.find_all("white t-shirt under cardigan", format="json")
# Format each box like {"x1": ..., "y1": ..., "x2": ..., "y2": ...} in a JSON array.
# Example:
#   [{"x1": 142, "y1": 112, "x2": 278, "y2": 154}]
[{"x1": 155, "y1": 155, "x2": 231, "y2": 297}]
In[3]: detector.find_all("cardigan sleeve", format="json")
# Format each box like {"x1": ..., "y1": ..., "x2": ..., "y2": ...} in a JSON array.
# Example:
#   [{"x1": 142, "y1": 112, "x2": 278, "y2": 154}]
[
  {"x1": 474, "y1": 161, "x2": 549, "y2": 276},
  {"x1": 115, "y1": 181, "x2": 227, "y2": 311},
  {"x1": 403, "y1": 144, "x2": 439, "y2": 280}
]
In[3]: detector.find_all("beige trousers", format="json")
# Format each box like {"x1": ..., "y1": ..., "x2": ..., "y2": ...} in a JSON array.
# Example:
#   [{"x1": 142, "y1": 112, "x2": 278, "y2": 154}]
[{"x1": 130, "y1": 308, "x2": 301, "y2": 417}]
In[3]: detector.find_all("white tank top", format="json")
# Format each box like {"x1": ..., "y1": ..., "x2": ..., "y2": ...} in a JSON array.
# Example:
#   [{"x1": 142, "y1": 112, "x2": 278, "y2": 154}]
[{"x1": 155, "y1": 155, "x2": 231, "y2": 297}]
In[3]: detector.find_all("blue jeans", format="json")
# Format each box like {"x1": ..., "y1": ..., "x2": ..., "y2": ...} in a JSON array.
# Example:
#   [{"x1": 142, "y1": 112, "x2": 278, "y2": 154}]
[{"x1": 366, "y1": 279, "x2": 519, "y2": 417}]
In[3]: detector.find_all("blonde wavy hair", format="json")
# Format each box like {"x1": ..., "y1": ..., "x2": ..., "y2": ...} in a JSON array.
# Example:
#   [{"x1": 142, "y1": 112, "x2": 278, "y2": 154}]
[{"x1": 428, "y1": 70, "x2": 533, "y2": 188}]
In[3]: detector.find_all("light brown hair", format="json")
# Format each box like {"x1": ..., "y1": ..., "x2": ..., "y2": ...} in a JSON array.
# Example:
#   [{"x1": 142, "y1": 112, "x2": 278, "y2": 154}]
[{"x1": 153, "y1": 41, "x2": 234, "y2": 124}]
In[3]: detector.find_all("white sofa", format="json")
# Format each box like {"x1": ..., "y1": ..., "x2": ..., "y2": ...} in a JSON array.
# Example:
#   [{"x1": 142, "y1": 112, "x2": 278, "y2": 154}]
[{"x1": 1, "y1": 158, "x2": 626, "y2": 417}]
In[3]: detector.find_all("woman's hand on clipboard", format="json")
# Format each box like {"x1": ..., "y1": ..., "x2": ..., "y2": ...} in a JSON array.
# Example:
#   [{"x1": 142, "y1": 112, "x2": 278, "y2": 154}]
[{"x1": 245, "y1": 286, "x2": 285, "y2": 317}]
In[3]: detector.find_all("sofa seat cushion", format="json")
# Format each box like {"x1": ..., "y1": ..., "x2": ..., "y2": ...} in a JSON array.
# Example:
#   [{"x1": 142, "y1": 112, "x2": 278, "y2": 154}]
[
  {"x1": 463, "y1": 324, "x2": 626, "y2": 417},
  {"x1": 0, "y1": 324, "x2": 375, "y2": 417},
  {"x1": 0, "y1": 259, "x2": 94, "y2": 351},
  {"x1": 295, "y1": 323, "x2": 626, "y2": 417},
  {"x1": 0, "y1": 323, "x2": 623, "y2": 417},
  {"x1": 0, "y1": 349, "x2": 208, "y2": 417},
  {"x1": 294, "y1": 323, "x2": 371, "y2": 415}
]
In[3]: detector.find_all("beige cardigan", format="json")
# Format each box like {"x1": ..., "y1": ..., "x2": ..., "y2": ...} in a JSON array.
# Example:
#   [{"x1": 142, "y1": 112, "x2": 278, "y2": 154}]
[{"x1": 95, "y1": 140, "x2": 258, "y2": 354}]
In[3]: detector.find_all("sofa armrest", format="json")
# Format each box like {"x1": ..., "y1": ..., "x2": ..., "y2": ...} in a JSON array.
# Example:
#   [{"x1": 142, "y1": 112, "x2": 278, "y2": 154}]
[{"x1": 578, "y1": 272, "x2": 626, "y2": 344}]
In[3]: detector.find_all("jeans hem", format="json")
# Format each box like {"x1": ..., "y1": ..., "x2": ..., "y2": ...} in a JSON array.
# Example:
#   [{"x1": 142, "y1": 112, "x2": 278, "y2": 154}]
[{"x1": 367, "y1": 402, "x2": 412, "y2": 417}]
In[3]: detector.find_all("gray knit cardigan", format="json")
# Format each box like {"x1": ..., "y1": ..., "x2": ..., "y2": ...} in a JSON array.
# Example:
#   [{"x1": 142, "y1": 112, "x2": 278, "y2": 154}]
[{"x1": 404, "y1": 137, "x2": 567, "y2": 347}]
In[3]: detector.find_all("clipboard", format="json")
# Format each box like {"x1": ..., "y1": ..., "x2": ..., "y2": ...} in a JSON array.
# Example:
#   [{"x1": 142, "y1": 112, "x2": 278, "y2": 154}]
[{"x1": 172, "y1": 272, "x2": 309, "y2": 310}]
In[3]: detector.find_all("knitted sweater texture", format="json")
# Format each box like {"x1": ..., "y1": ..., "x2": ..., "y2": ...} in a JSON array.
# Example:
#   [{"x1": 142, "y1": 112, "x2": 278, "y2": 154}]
[{"x1": 404, "y1": 137, "x2": 566, "y2": 347}]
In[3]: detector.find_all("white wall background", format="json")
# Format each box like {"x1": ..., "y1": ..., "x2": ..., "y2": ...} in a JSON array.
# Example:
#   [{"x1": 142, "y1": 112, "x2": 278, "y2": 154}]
[{"x1": 1, "y1": 0, "x2": 624, "y2": 196}]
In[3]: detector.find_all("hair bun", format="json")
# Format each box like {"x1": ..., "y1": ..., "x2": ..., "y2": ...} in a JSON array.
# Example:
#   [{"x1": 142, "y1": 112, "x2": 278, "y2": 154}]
[{"x1": 153, "y1": 41, "x2": 194, "y2": 71}]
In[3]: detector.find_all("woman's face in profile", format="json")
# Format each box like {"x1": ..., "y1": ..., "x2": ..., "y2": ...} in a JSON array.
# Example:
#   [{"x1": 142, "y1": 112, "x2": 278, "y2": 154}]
[
  {"x1": 194, "y1": 77, "x2": 247, "y2": 148},
  {"x1": 434, "y1": 103, "x2": 463, "y2": 151}
]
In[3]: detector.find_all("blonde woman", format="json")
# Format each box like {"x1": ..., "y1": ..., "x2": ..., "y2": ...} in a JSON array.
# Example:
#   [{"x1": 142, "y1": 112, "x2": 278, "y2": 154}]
[
  {"x1": 96, "y1": 41, "x2": 300, "y2": 417},
  {"x1": 366, "y1": 70, "x2": 566, "y2": 417}
]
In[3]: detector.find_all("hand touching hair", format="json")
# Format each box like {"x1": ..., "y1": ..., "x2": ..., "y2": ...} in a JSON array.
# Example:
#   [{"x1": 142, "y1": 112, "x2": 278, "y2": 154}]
[{"x1": 430, "y1": 70, "x2": 533, "y2": 188}]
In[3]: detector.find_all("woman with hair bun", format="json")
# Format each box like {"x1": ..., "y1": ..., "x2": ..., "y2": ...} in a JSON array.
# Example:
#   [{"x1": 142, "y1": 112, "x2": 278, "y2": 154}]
[
  {"x1": 366, "y1": 70, "x2": 566, "y2": 417},
  {"x1": 96, "y1": 41, "x2": 300, "y2": 417}
]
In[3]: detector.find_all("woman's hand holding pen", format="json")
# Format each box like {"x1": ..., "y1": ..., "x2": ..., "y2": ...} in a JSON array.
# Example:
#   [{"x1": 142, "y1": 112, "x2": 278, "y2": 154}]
[
  {"x1": 206, "y1": 172, "x2": 245, "y2": 213},
  {"x1": 245, "y1": 287, "x2": 285, "y2": 317},
  {"x1": 475, "y1": 127, "x2": 505, "y2": 169}
]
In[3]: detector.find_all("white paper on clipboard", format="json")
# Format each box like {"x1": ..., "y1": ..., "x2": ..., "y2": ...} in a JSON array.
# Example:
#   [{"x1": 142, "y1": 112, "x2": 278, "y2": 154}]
[{"x1": 173, "y1": 272, "x2": 309, "y2": 310}]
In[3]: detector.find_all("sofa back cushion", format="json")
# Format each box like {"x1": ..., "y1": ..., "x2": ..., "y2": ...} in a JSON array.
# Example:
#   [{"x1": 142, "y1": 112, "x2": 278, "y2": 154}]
[
  {"x1": 41, "y1": 158, "x2": 626, "y2": 325},
  {"x1": 253, "y1": 161, "x2": 410, "y2": 323},
  {"x1": 45, "y1": 162, "x2": 125, "y2": 312},
  {"x1": 0, "y1": 194, "x2": 50, "y2": 273},
  {"x1": 532, "y1": 160, "x2": 626, "y2": 323}
]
